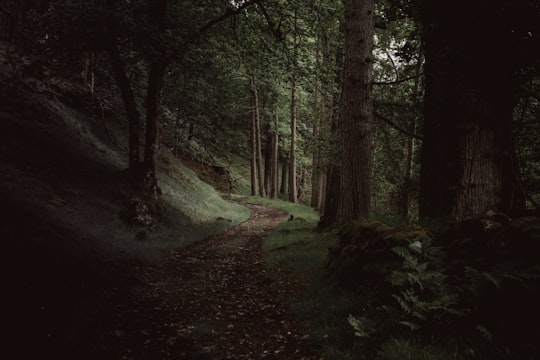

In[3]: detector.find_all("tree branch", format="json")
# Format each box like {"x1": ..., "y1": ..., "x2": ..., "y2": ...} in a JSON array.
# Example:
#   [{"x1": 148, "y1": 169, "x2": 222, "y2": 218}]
[
  {"x1": 258, "y1": 2, "x2": 284, "y2": 41},
  {"x1": 373, "y1": 73, "x2": 424, "y2": 86},
  {"x1": 375, "y1": 111, "x2": 423, "y2": 140},
  {"x1": 186, "y1": 0, "x2": 263, "y2": 45}
]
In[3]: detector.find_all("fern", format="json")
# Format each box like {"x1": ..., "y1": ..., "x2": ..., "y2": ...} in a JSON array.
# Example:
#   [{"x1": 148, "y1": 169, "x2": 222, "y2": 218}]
[
  {"x1": 387, "y1": 241, "x2": 462, "y2": 331},
  {"x1": 348, "y1": 314, "x2": 376, "y2": 338}
]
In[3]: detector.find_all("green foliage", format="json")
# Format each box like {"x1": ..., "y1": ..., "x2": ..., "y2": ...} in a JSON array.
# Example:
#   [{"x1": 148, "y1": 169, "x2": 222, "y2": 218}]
[
  {"x1": 379, "y1": 337, "x2": 465, "y2": 360},
  {"x1": 387, "y1": 238, "x2": 461, "y2": 331}
]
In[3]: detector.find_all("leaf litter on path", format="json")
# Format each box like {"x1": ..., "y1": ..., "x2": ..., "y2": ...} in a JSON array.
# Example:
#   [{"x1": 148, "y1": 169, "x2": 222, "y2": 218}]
[{"x1": 101, "y1": 204, "x2": 322, "y2": 359}]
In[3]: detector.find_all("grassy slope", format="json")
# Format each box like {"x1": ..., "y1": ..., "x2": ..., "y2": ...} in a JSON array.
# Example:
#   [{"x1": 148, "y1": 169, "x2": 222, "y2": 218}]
[
  {"x1": 1, "y1": 75, "x2": 250, "y2": 265},
  {"x1": 0, "y1": 65, "x2": 253, "y2": 356}
]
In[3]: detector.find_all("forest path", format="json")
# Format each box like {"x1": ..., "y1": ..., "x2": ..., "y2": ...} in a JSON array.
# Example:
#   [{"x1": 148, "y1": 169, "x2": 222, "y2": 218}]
[{"x1": 103, "y1": 203, "x2": 322, "y2": 359}]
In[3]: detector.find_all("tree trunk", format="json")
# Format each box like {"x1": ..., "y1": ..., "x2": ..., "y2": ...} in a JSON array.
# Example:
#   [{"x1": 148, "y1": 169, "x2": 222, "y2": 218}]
[
  {"x1": 250, "y1": 86, "x2": 259, "y2": 196},
  {"x1": 311, "y1": 108, "x2": 321, "y2": 208},
  {"x1": 311, "y1": 48, "x2": 323, "y2": 209},
  {"x1": 271, "y1": 131, "x2": 279, "y2": 199},
  {"x1": 318, "y1": 172, "x2": 326, "y2": 212},
  {"x1": 251, "y1": 76, "x2": 266, "y2": 197},
  {"x1": 337, "y1": 0, "x2": 375, "y2": 223},
  {"x1": 105, "y1": 42, "x2": 141, "y2": 170},
  {"x1": 141, "y1": 0, "x2": 169, "y2": 197},
  {"x1": 320, "y1": 165, "x2": 339, "y2": 227},
  {"x1": 142, "y1": 57, "x2": 167, "y2": 196},
  {"x1": 419, "y1": 1, "x2": 524, "y2": 220},
  {"x1": 280, "y1": 156, "x2": 288, "y2": 198},
  {"x1": 288, "y1": 8, "x2": 299, "y2": 203},
  {"x1": 271, "y1": 112, "x2": 279, "y2": 199},
  {"x1": 289, "y1": 75, "x2": 298, "y2": 203},
  {"x1": 398, "y1": 48, "x2": 423, "y2": 219},
  {"x1": 264, "y1": 125, "x2": 272, "y2": 196}
]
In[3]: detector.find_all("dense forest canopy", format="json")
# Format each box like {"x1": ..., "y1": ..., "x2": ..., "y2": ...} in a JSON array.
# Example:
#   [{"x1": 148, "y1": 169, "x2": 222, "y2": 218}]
[{"x1": 2, "y1": 0, "x2": 538, "y2": 223}]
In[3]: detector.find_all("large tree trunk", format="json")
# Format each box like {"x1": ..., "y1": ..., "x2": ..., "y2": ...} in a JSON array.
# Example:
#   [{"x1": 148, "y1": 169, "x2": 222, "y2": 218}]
[
  {"x1": 419, "y1": 1, "x2": 524, "y2": 220},
  {"x1": 337, "y1": 0, "x2": 375, "y2": 223}
]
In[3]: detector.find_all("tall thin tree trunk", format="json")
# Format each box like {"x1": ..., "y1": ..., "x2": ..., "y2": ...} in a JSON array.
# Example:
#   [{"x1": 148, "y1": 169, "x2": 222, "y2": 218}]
[
  {"x1": 106, "y1": 43, "x2": 140, "y2": 170},
  {"x1": 250, "y1": 87, "x2": 259, "y2": 196},
  {"x1": 398, "y1": 48, "x2": 423, "y2": 219},
  {"x1": 311, "y1": 48, "x2": 323, "y2": 208},
  {"x1": 264, "y1": 125, "x2": 272, "y2": 196},
  {"x1": 271, "y1": 112, "x2": 279, "y2": 199},
  {"x1": 289, "y1": 8, "x2": 299, "y2": 203},
  {"x1": 251, "y1": 76, "x2": 266, "y2": 197},
  {"x1": 280, "y1": 156, "x2": 288, "y2": 198},
  {"x1": 141, "y1": 0, "x2": 169, "y2": 196},
  {"x1": 318, "y1": 172, "x2": 326, "y2": 212},
  {"x1": 337, "y1": 0, "x2": 375, "y2": 223},
  {"x1": 289, "y1": 76, "x2": 298, "y2": 203},
  {"x1": 143, "y1": 58, "x2": 167, "y2": 196}
]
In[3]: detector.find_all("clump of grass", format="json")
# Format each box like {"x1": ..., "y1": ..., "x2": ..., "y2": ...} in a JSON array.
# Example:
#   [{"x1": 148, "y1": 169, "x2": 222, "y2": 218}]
[
  {"x1": 379, "y1": 337, "x2": 466, "y2": 360},
  {"x1": 240, "y1": 196, "x2": 324, "y2": 273}
]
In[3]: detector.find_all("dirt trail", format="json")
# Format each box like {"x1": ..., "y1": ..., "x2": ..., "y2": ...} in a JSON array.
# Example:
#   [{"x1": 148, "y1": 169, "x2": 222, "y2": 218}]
[{"x1": 99, "y1": 204, "x2": 322, "y2": 359}]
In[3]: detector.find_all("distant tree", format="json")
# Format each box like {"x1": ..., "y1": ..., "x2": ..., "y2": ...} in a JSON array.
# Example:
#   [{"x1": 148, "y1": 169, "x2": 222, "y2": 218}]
[
  {"x1": 250, "y1": 75, "x2": 266, "y2": 196},
  {"x1": 288, "y1": 7, "x2": 299, "y2": 203}
]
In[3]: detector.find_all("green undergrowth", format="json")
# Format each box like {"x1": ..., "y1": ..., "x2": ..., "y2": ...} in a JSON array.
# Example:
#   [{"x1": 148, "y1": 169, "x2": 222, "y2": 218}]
[{"x1": 233, "y1": 199, "x2": 540, "y2": 359}]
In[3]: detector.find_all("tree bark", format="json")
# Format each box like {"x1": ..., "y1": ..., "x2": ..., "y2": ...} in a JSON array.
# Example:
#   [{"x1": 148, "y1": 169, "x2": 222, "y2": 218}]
[
  {"x1": 337, "y1": 0, "x2": 375, "y2": 223},
  {"x1": 251, "y1": 76, "x2": 266, "y2": 197},
  {"x1": 271, "y1": 112, "x2": 279, "y2": 199},
  {"x1": 289, "y1": 75, "x2": 298, "y2": 203},
  {"x1": 288, "y1": 8, "x2": 299, "y2": 203},
  {"x1": 320, "y1": 165, "x2": 339, "y2": 227},
  {"x1": 280, "y1": 156, "x2": 288, "y2": 198},
  {"x1": 143, "y1": 57, "x2": 168, "y2": 196},
  {"x1": 264, "y1": 122, "x2": 272, "y2": 196},
  {"x1": 255, "y1": 116, "x2": 266, "y2": 197},
  {"x1": 398, "y1": 48, "x2": 423, "y2": 219},
  {"x1": 140, "y1": 0, "x2": 169, "y2": 197},
  {"x1": 419, "y1": 1, "x2": 524, "y2": 220},
  {"x1": 105, "y1": 40, "x2": 141, "y2": 170},
  {"x1": 250, "y1": 85, "x2": 259, "y2": 196},
  {"x1": 271, "y1": 133, "x2": 279, "y2": 199}
]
